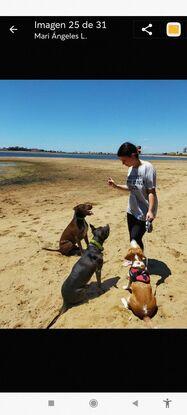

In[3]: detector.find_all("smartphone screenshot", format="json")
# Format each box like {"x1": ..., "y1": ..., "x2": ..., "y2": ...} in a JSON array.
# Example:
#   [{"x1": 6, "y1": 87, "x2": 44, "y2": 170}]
[{"x1": 0, "y1": 0, "x2": 187, "y2": 411}]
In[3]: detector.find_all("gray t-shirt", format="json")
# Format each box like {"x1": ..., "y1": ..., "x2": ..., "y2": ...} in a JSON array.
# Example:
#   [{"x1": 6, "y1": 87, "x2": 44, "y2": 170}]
[{"x1": 126, "y1": 160, "x2": 158, "y2": 221}]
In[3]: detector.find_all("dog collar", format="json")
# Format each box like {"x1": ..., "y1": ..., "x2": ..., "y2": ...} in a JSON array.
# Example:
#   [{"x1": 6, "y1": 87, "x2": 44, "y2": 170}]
[
  {"x1": 76, "y1": 216, "x2": 85, "y2": 221},
  {"x1": 89, "y1": 239, "x2": 104, "y2": 251}
]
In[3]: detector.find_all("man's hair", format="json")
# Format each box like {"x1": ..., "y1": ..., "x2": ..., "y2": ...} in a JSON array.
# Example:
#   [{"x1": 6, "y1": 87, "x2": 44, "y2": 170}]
[{"x1": 117, "y1": 142, "x2": 139, "y2": 158}]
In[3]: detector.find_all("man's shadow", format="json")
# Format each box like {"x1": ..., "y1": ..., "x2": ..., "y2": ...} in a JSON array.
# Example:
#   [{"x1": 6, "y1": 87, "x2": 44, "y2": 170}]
[{"x1": 147, "y1": 258, "x2": 171, "y2": 288}]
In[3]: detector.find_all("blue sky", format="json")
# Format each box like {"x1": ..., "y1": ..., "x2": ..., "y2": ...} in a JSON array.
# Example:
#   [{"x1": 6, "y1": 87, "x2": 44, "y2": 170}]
[{"x1": 0, "y1": 80, "x2": 187, "y2": 153}]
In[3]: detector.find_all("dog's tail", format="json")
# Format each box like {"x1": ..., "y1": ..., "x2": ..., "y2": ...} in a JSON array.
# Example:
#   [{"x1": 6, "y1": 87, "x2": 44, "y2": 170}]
[
  {"x1": 42, "y1": 247, "x2": 60, "y2": 252},
  {"x1": 143, "y1": 316, "x2": 155, "y2": 329},
  {"x1": 46, "y1": 304, "x2": 68, "y2": 329}
]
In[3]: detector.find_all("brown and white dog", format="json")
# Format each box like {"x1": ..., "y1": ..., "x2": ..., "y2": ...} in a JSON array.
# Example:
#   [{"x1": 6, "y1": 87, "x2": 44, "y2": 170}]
[{"x1": 121, "y1": 246, "x2": 157, "y2": 328}]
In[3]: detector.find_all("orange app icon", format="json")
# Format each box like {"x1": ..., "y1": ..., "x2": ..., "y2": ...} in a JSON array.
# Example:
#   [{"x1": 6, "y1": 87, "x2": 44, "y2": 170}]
[{"x1": 166, "y1": 22, "x2": 181, "y2": 37}]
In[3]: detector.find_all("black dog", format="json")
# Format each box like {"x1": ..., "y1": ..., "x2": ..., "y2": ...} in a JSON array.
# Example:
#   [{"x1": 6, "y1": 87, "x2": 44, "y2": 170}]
[{"x1": 46, "y1": 223, "x2": 110, "y2": 328}]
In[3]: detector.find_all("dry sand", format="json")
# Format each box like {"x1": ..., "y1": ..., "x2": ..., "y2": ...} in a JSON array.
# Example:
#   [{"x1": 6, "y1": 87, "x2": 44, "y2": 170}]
[{"x1": 0, "y1": 157, "x2": 187, "y2": 328}]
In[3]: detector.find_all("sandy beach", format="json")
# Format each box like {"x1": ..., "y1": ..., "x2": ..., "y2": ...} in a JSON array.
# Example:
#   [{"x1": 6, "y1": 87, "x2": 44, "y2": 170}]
[{"x1": 0, "y1": 157, "x2": 187, "y2": 328}]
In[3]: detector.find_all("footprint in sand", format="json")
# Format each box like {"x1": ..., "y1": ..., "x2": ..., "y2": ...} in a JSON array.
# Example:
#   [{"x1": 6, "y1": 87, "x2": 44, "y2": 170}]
[
  {"x1": 18, "y1": 232, "x2": 28, "y2": 238},
  {"x1": 170, "y1": 248, "x2": 181, "y2": 258},
  {"x1": 18, "y1": 299, "x2": 29, "y2": 306},
  {"x1": 15, "y1": 284, "x2": 25, "y2": 291},
  {"x1": 13, "y1": 322, "x2": 23, "y2": 328},
  {"x1": 0, "y1": 229, "x2": 11, "y2": 236}
]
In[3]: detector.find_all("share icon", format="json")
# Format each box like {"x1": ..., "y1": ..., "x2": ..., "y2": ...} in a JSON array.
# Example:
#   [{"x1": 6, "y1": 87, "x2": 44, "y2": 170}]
[{"x1": 141, "y1": 23, "x2": 153, "y2": 36}]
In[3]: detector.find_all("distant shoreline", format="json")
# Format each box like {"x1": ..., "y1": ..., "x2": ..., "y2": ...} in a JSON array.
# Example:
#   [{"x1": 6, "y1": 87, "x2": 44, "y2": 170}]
[{"x1": 0, "y1": 150, "x2": 187, "y2": 159}]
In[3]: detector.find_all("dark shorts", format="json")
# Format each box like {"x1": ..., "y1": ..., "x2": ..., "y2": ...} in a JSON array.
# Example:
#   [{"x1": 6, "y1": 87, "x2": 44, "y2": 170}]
[{"x1": 127, "y1": 212, "x2": 146, "y2": 250}]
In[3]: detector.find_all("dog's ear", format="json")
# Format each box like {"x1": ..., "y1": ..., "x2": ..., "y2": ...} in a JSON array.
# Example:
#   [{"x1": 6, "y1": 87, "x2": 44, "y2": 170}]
[
  {"x1": 136, "y1": 247, "x2": 145, "y2": 260},
  {"x1": 125, "y1": 253, "x2": 134, "y2": 261},
  {"x1": 105, "y1": 224, "x2": 110, "y2": 233},
  {"x1": 73, "y1": 205, "x2": 79, "y2": 211},
  {"x1": 90, "y1": 224, "x2": 96, "y2": 233},
  {"x1": 125, "y1": 248, "x2": 135, "y2": 261},
  {"x1": 123, "y1": 260, "x2": 132, "y2": 267}
]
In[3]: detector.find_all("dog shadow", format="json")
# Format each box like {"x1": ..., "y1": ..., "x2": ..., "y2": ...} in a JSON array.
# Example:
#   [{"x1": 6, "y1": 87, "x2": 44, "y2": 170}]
[
  {"x1": 147, "y1": 258, "x2": 171, "y2": 287},
  {"x1": 68, "y1": 276, "x2": 120, "y2": 312},
  {"x1": 67, "y1": 247, "x2": 91, "y2": 257},
  {"x1": 86, "y1": 276, "x2": 120, "y2": 301},
  {"x1": 67, "y1": 247, "x2": 82, "y2": 256}
]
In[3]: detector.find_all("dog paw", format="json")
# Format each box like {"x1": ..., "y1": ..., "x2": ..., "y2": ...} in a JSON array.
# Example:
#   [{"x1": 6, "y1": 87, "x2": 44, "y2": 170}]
[
  {"x1": 121, "y1": 297, "x2": 129, "y2": 309},
  {"x1": 122, "y1": 285, "x2": 130, "y2": 290}
]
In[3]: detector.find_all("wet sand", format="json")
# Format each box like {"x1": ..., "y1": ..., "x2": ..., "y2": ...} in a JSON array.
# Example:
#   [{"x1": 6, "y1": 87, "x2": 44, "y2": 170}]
[{"x1": 0, "y1": 157, "x2": 187, "y2": 328}]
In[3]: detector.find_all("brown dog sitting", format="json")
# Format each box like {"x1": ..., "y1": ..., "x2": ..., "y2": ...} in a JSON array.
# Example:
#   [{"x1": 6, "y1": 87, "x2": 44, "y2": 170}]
[
  {"x1": 121, "y1": 246, "x2": 157, "y2": 328},
  {"x1": 43, "y1": 203, "x2": 93, "y2": 256}
]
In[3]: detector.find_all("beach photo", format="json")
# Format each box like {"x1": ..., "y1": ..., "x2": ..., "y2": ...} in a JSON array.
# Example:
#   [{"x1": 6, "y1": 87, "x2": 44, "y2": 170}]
[{"x1": 0, "y1": 80, "x2": 187, "y2": 328}]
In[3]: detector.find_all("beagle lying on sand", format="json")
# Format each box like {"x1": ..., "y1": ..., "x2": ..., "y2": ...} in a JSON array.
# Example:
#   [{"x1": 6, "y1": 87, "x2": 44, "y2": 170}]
[{"x1": 121, "y1": 246, "x2": 157, "y2": 328}]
